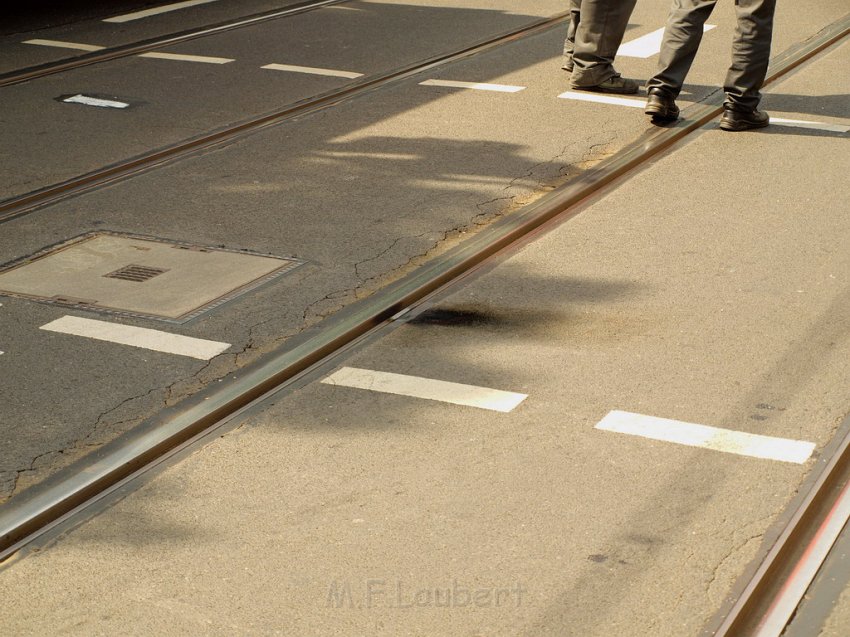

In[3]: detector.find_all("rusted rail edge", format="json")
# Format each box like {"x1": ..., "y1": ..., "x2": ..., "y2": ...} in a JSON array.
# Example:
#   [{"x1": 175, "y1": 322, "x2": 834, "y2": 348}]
[
  {"x1": 0, "y1": 11, "x2": 570, "y2": 225},
  {"x1": 0, "y1": 0, "x2": 351, "y2": 88},
  {"x1": 1, "y1": 13, "x2": 847, "y2": 569}
]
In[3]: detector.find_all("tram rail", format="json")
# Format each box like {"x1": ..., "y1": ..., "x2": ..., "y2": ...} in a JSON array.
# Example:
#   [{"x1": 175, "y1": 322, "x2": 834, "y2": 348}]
[
  {"x1": 0, "y1": 0, "x2": 351, "y2": 88},
  {"x1": 0, "y1": 11, "x2": 570, "y2": 225},
  {"x1": 0, "y1": 10, "x2": 848, "y2": 637}
]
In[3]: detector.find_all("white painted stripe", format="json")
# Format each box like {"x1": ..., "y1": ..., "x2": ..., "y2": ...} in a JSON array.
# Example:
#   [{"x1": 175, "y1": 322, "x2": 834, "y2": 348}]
[
  {"x1": 595, "y1": 410, "x2": 815, "y2": 464},
  {"x1": 40, "y1": 316, "x2": 230, "y2": 360},
  {"x1": 618, "y1": 25, "x2": 716, "y2": 58},
  {"x1": 557, "y1": 91, "x2": 645, "y2": 108},
  {"x1": 261, "y1": 63, "x2": 363, "y2": 79},
  {"x1": 104, "y1": 0, "x2": 220, "y2": 23},
  {"x1": 419, "y1": 79, "x2": 526, "y2": 93},
  {"x1": 64, "y1": 94, "x2": 129, "y2": 109},
  {"x1": 322, "y1": 367, "x2": 527, "y2": 412},
  {"x1": 23, "y1": 39, "x2": 105, "y2": 52},
  {"x1": 138, "y1": 52, "x2": 234, "y2": 64},
  {"x1": 771, "y1": 117, "x2": 850, "y2": 133}
]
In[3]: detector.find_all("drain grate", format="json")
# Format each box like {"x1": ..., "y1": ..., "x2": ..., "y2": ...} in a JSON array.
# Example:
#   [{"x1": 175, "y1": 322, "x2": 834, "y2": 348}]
[
  {"x1": 104, "y1": 264, "x2": 168, "y2": 282},
  {"x1": 0, "y1": 232, "x2": 304, "y2": 322}
]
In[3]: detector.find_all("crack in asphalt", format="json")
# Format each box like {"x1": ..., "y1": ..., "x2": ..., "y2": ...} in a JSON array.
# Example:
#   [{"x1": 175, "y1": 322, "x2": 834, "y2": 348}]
[{"x1": 2, "y1": 145, "x2": 616, "y2": 502}]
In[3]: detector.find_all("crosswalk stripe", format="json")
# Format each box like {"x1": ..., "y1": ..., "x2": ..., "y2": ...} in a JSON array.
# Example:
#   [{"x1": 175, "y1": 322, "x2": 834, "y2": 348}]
[
  {"x1": 40, "y1": 316, "x2": 230, "y2": 360},
  {"x1": 595, "y1": 410, "x2": 815, "y2": 463},
  {"x1": 322, "y1": 367, "x2": 527, "y2": 412}
]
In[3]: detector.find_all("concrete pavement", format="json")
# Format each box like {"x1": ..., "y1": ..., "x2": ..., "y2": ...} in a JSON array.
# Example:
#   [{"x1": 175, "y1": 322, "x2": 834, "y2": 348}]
[{"x1": 1, "y1": 24, "x2": 848, "y2": 637}]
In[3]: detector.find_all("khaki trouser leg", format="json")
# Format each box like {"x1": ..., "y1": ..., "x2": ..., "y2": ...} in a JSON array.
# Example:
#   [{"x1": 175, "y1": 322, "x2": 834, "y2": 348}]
[
  {"x1": 562, "y1": 0, "x2": 581, "y2": 67},
  {"x1": 568, "y1": 0, "x2": 638, "y2": 87},
  {"x1": 645, "y1": 0, "x2": 717, "y2": 99},
  {"x1": 647, "y1": 0, "x2": 776, "y2": 109},
  {"x1": 724, "y1": 0, "x2": 776, "y2": 110}
]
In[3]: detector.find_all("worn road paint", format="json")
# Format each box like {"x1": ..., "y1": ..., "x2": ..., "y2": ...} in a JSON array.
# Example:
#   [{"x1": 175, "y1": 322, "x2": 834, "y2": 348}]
[
  {"x1": 23, "y1": 39, "x2": 105, "y2": 52},
  {"x1": 557, "y1": 91, "x2": 646, "y2": 108},
  {"x1": 138, "y1": 52, "x2": 234, "y2": 64},
  {"x1": 104, "y1": 0, "x2": 220, "y2": 23},
  {"x1": 40, "y1": 316, "x2": 230, "y2": 360},
  {"x1": 595, "y1": 410, "x2": 815, "y2": 463},
  {"x1": 63, "y1": 94, "x2": 129, "y2": 109},
  {"x1": 770, "y1": 118, "x2": 850, "y2": 133},
  {"x1": 618, "y1": 25, "x2": 716, "y2": 58},
  {"x1": 261, "y1": 63, "x2": 363, "y2": 79},
  {"x1": 322, "y1": 367, "x2": 527, "y2": 412},
  {"x1": 419, "y1": 79, "x2": 526, "y2": 93}
]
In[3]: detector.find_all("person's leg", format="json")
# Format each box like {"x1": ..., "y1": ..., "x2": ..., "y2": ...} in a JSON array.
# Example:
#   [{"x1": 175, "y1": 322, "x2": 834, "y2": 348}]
[
  {"x1": 570, "y1": 0, "x2": 638, "y2": 88},
  {"x1": 722, "y1": 0, "x2": 776, "y2": 111},
  {"x1": 562, "y1": 0, "x2": 582, "y2": 72},
  {"x1": 645, "y1": 0, "x2": 717, "y2": 98}
]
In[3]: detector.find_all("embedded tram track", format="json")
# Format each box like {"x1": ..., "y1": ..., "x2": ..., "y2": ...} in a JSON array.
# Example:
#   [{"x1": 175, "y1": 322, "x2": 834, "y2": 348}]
[
  {"x1": 0, "y1": 0, "x2": 352, "y2": 88},
  {"x1": 0, "y1": 10, "x2": 571, "y2": 225},
  {"x1": 1, "y1": 12, "x2": 849, "y2": 637}
]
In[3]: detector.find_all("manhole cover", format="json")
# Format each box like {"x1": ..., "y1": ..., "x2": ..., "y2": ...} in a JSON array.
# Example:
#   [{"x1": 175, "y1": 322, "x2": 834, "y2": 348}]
[{"x1": 0, "y1": 232, "x2": 303, "y2": 322}]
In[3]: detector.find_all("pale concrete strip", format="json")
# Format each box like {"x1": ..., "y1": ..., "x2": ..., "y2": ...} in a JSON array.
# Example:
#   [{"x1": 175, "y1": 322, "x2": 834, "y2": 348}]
[
  {"x1": 771, "y1": 117, "x2": 850, "y2": 133},
  {"x1": 618, "y1": 25, "x2": 716, "y2": 58},
  {"x1": 261, "y1": 63, "x2": 363, "y2": 79},
  {"x1": 420, "y1": 79, "x2": 526, "y2": 93},
  {"x1": 596, "y1": 410, "x2": 816, "y2": 464},
  {"x1": 557, "y1": 91, "x2": 645, "y2": 108},
  {"x1": 63, "y1": 95, "x2": 129, "y2": 109},
  {"x1": 322, "y1": 367, "x2": 527, "y2": 412},
  {"x1": 22, "y1": 39, "x2": 105, "y2": 52},
  {"x1": 103, "y1": 0, "x2": 220, "y2": 23},
  {"x1": 138, "y1": 52, "x2": 234, "y2": 64},
  {"x1": 40, "y1": 316, "x2": 230, "y2": 360}
]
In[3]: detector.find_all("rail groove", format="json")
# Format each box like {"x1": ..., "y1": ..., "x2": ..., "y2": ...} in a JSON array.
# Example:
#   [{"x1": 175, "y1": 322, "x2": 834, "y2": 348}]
[
  {"x1": 0, "y1": 11, "x2": 569, "y2": 225},
  {"x1": 1, "y1": 25, "x2": 848, "y2": 637},
  {"x1": 0, "y1": 0, "x2": 350, "y2": 88}
]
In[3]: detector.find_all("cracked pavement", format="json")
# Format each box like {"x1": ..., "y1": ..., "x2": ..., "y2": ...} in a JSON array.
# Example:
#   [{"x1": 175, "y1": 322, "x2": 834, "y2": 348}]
[{"x1": 1, "y1": 2, "x2": 849, "y2": 635}]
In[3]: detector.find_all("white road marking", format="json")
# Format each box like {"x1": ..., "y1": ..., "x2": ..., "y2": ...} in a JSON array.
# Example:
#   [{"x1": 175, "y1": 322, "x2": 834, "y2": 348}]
[
  {"x1": 40, "y1": 316, "x2": 230, "y2": 360},
  {"x1": 138, "y1": 52, "x2": 234, "y2": 64},
  {"x1": 618, "y1": 25, "x2": 716, "y2": 58},
  {"x1": 63, "y1": 94, "x2": 129, "y2": 109},
  {"x1": 104, "y1": 0, "x2": 221, "y2": 23},
  {"x1": 771, "y1": 118, "x2": 850, "y2": 133},
  {"x1": 322, "y1": 367, "x2": 527, "y2": 413},
  {"x1": 23, "y1": 39, "x2": 105, "y2": 52},
  {"x1": 595, "y1": 410, "x2": 815, "y2": 464},
  {"x1": 261, "y1": 63, "x2": 363, "y2": 79},
  {"x1": 419, "y1": 79, "x2": 526, "y2": 93},
  {"x1": 557, "y1": 91, "x2": 645, "y2": 108}
]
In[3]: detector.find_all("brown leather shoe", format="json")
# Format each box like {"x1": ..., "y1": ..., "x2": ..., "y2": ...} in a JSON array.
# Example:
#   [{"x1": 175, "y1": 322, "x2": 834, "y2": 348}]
[
  {"x1": 644, "y1": 87, "x2": 679, "y2": 122},
  {"x1": 719, "y1": 107, "x2": 770, "y2": 131}
]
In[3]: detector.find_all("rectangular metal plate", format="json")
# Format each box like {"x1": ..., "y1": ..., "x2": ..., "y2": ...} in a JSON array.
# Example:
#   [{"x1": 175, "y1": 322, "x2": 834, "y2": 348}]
[{"x1": 0, "y1": 232, "x2": 302, "y2": 321}]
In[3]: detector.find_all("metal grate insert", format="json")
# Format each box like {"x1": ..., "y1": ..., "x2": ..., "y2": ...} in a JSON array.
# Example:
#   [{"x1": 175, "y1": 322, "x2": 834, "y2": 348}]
[{"x1": 104, "y1": 264, "x2": 168, "y2": 282}]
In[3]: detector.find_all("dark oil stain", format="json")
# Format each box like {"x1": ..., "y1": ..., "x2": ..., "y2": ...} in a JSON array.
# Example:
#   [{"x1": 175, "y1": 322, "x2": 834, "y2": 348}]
[
  {"x1": 750, "y1": 414, "x2": 769, "y2": 421},
  {"x1": 588, "y1": 554, "x2": 608, "y2": 563}
]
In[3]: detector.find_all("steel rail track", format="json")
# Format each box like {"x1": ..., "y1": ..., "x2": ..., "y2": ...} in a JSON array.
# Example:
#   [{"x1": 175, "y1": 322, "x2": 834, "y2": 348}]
[
  {"x1": 0, "y1": 11, "x2": 570, "y2": 226},
  {"x1": 0, "y1": 25, "x2": 848, "y2": 630},
  {"x1": 0, "y1": 0, "x2": 351, "y2": 89}
]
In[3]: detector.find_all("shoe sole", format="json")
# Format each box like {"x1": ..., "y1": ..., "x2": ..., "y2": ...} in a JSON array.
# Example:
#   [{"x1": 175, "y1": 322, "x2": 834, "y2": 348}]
[
  {"x1": 573, "y1": 85, "x2": 639, "y2": 95},
  {"x1": 719, "y1": 119, "x2": 769, "y2": 131},
  {"x1": 644, "y1": 105, "x2": 679, "y2": 121}
]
